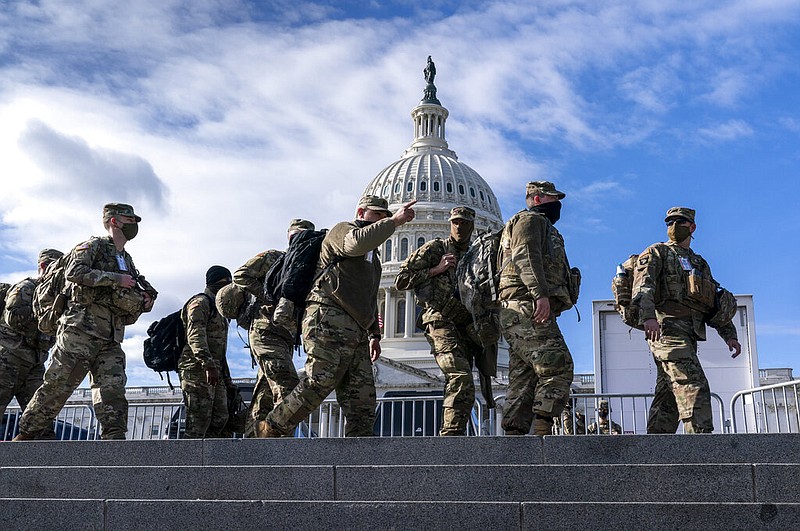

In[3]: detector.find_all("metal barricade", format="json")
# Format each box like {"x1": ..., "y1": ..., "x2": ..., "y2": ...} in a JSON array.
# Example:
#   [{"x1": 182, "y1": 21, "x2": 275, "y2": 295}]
[
  {"x1": 2, "y1": 405, "x2": 98, "y2": 441},
  {"x1": 730, "y1": 380, "x2": 800, "y2": 433},
  {"x1": 127, "y1": 401, "x2": 185, "y2": 440}
]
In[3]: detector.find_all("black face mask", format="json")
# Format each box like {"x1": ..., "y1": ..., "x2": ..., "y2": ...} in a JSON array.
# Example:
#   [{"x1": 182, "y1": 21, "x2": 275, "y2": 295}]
[
  {"x1": 531, "y1": 200, "x2": 562, "y2": 224},
  {"x1": 354, "y1": 219, "x2": 374, "y2": 228}
]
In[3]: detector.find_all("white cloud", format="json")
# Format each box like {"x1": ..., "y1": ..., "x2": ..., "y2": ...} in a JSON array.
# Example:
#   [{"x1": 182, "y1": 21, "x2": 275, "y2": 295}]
[{"x1": 697, "y1": 119, "x2": 754, "y2": 141}]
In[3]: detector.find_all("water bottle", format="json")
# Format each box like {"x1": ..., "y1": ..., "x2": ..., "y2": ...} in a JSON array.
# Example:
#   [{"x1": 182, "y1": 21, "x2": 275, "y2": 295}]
[{"x1": 615, "y1": 264, "x2": 627, "y2": 278}]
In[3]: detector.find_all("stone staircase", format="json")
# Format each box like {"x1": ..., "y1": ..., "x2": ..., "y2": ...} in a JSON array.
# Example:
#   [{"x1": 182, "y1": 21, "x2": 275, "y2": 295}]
[{"x1": 1, "y1": 434, "x2": 799, "y2": 530}]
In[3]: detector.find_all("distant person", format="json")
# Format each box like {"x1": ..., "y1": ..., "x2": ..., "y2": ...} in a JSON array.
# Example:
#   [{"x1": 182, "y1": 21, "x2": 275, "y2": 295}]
[
  {"x1": 257, "y1": 196, "x2": 416, "y2": 437},
  {"x1": 0, "y1": 249, "x2": 63, "y2": 437},
  {"x1": 395, "y1": 206, "x2": 480, "y2": 436},
  {"x1": 498, "y1": 181, "x2": 578, "y2": 436},
  {"x1": 632, "y1": 207, "x2": 741, "y2": 434},
  {"x1": 586, "y1": 399, "x2": 622, "y2": 435},
  {"x1": 560, "y1": 399, "x2": 586, "y2": 435},
  {"x1": 233, "y1": 219, "x2": 315, "y2": 437},
  {"x1": 15, "y1": 203, "x2": 156, "y2": 441},
  {"x1": 178, "y1": 266, "x2": 232, "y2": 439}
]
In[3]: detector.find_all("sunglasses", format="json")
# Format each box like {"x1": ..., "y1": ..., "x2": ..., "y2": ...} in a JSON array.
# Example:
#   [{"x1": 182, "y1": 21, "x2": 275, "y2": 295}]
[{"x1": 666, "y1": 218, "x2": 691, "y2": 226}]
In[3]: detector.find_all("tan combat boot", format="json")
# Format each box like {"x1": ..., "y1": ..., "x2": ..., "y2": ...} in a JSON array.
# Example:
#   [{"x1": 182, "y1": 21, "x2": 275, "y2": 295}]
[
  {"x1": 532, "y1": 417, "x2": 554, "y2": 436},
  {"x1": 255, "y1": 419, "x2": 283, "y2": 438},
  {"x1": 12, "y1": 431, "x2": 38, "y2": 442}
]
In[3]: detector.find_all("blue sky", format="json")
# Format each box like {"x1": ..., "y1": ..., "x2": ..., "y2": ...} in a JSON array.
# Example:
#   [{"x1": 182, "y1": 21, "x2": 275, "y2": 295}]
[{"x1": 1, "y1": 0, "x2": 799, "y2": 386}]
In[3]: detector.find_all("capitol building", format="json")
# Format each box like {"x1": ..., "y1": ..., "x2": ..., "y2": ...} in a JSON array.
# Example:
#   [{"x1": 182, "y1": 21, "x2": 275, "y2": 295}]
[{"x1": 362, "y1": 58, "x2": 509, "y2": 394}]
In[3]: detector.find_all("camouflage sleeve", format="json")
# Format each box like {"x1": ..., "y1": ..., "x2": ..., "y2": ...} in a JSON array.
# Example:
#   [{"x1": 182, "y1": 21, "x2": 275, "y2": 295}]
[
  {"x1": 341, "y1": 218, "x2": 396, "y2": 257},
  {"x1": 4, "y1": 279, "x2": 37, "y2": 337},
  {"x1": 631, "y1": 245, "x2": 663, "y2": 323},
  {"x1": 184, "y1": 295, "x2": 215, "y2": 369},
  {"x1": 65, "y1": 238, "x2": 119, "y2": 288},
  {"x1": 394, "y1": 240, "x2": 443, "y2": 290},
  {"x1": 508, "y1": 214, "x2": 550, "y2": 300},
  {"x1": 233, "y1": 250, "x2": 281, "y2": 301}
]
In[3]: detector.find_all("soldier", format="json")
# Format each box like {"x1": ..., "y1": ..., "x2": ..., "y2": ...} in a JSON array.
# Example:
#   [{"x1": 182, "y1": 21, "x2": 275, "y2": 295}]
[
  {"x1": 633, "y1": 207, "x2": 741, "y2": 434},
  {"x1": 395, "y1": 206, "x2": 481, "y2": 436},
  {"x1": 560, "y1": 399, "x2": 586, "y2": 435},
  {"x1": 14, "y1": 203, "x2": 156, "y2": 441},
  {"x1": 234, "y1": 219, "x2": 315, "y2": 437},
  {"x1": 178, "y1": 265, "x2": 232, "y2": 439},
  {"x1": 0, "y1": 249, "x2": 63, "y2": 437},
  {"x1": 257, "y1": 196, "x2": 416, "y2": 437},
  {"x1": 586, "y1": 399, "x2": 622, "y2": 435},
  {"x1": 498, "y1": 181, "x2": 576, "y2": 436}
]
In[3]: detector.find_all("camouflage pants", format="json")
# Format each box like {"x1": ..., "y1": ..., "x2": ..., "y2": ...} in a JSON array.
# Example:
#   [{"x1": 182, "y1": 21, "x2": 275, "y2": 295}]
[
  {"x1": 647, "y1": 330, "x2": 712, "y2": 434},
  {"x1": 244, "y1": 325, "x2": 298, "y2": 437},
  {"x1": 0, "y1": 347, "x2": 46, "y2": 422},
  {"x1": 266, "y1": 303, "x2": 376, "y2": 437},
  {"x1": 19, "y1": 327, "x2": 128, "y2": 439},
  {"x1": 425, "y1": 321, "x2": 476, "y2": 436},
  {"x1": 179, "y1": 366, "x2": 229, "y2": 439},
  {"x1": 500, "y1": 300, "x2": 574, "y2": 435}
]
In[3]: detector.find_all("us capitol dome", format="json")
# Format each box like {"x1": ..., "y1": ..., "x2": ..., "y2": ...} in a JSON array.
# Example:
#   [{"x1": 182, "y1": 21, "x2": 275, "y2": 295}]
[{"x1": 362, "y1": 57, "x2": 508, "y2": 381}]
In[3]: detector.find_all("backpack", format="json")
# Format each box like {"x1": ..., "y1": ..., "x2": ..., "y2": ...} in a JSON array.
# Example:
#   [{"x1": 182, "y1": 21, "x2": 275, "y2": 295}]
[
  {"x1": 264, "y1": 229, "x2": 329, "y2": 306},
  {"x1": 457, "y1": 229, "x2": 505, "y2": 319},
  {"x1": 33, "y1": 253, "x2": 72, "y2": 334},
  {"x1": 611, "y1": 254, "x2": 645, "y2": 330},
  {"x1": 0, "y1": 282, "x2": 12, "y2": 323},
  {"x1": 142, "y1": 293, "x2": 210, "y2": 387}
]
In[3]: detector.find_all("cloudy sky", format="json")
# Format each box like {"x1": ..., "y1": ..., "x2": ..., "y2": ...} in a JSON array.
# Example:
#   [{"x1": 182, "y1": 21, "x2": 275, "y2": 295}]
[{"x1": 2, "y1": 0, "x2": 799, "y2": 387}]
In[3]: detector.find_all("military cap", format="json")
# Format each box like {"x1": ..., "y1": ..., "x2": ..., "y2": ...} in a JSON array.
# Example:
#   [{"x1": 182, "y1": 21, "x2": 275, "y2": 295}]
[
  {"x1": 103, "y1": 203, "x2": 141, "y2": 222},
  {"x1": 206, "y1": 265, "x2": 232, "y2": 286},
  {"x1": 664, "y1": 206, "x2": 695, "y2": 224},
  {"x1": 448, "y1": 206, "x2": 475, "y2": 222},
  {"x1": 287, "y1": 219, "x2": 315, "y2": 233},
  {"x1": 526, "y1": 181, "x2": 566, "y2": 199},
  {"x1": 358, "y1": 195, "x2": 392, "y2": 216},
  {"x1": 38, "y1": 248, "x2": 63, "y2": 265}
]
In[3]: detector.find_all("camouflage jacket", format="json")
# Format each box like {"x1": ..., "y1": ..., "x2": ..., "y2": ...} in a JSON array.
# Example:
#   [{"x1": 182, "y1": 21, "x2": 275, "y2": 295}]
[
  {"x1": 63, "y1": 236, "x2": 145, "y2": 343},
  {"x1": 308, "y1": 218, "x2": 395, "y2": 334},
  {"x1": 179, "y1": 289, "x2": 229, "y2": 371},
  {"x1": 632, "y1": 241, "x2": 737, "y2": 342},
  {"x1": 586, "y1": 418, "x2": 623, "y2": 435},
  {"x1": 498, "y1": 210, "x2": 572, "y2": 313},
  {"x1": 233, "y1": 249, "x2": 294, "y2": 336},
  {"x1": 0, "y1": 277, "x2": 55, "y2": 362},
  {"x1": 394, "y1": 237, "x2": 471, "y2": 326}
]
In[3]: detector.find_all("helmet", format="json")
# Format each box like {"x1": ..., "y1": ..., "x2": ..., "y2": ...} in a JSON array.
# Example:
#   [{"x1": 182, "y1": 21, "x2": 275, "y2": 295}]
[
  {"x1": 215, "y1": 283, "x2": 245, "y2": 320},
  {"x1": 111, "y1": 287, "x2": 145, "y2": 316},
  {"x1": 706, "y1": 288, "x2": 737, "y2": 329}
]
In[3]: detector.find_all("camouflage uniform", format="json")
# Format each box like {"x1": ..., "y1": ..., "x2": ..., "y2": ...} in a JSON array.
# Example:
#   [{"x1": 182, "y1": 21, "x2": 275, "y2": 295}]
[
  {"x1": 0, "y1": 278, "x2": 56, "y2": 424},
  {"x1": 19, "y1": 234, "x2": 152, "y2": 439},
  {"x1": 233, "y1": 249, "x2": 298, "y2": 437},
  {"x1": 265, "y1": 210, "x2": 396, "y2": 437},
  {"x1": 178, "y1": 289, "x2": 230, "y2": 439},
  {"x1": 560, "y1": 404, "x2": 586, "y2": 435},
  {"x1": 498, "y1": 182, "x2": 576, "y2": 436},
  {"x1": 633, "y1": 209, "x2": 737, "y2": 434},
  {"x1": 395, "y1": 236, "x2": 479, "y2": 436},
  {"x1": 586, "y1": 417, "x2": 623, "y2": 435}
]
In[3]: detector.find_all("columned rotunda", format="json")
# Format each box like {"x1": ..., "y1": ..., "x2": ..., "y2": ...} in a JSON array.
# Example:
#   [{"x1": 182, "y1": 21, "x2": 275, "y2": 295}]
[{"x1": 362, "y1": 58, "x2": 508, "y2": 380}]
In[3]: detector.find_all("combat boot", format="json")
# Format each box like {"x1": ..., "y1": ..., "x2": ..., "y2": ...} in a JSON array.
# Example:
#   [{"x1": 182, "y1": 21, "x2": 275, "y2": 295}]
[
  {"x1": 532, "y1": 415, "x2": 554, "y2": 436},
  {"x1": 255, "y1": 419, "x2": 283, "y2": 438},
  {"x1": 12, "y1": 431, "x2": 38, "y2": 441}
]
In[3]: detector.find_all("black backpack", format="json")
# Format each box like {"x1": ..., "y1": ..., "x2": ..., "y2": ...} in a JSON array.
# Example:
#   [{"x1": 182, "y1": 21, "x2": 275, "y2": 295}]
[
  {"x1": 264, "y1": 229, "x2": 329, "y2": 305},
  {"x1": 0, "y1": 282, "x2": 12, "y2": 322},
  {"x1": 143, "y1": 293, "x2": 210, "y2": 387}
]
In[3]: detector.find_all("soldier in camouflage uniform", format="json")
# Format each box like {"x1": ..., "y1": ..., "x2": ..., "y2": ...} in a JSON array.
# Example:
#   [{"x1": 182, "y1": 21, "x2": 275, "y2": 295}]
[
  {"x1": 257, "y1": 196, "x2": 416, "y2": 437},
  {"x1": 15, "y1": 203, "x2": 156, "y2": 441},
  {"x1": 559, "y1": 399, "x2": 586, "y2": 435},
  {"x1": 0, "y1": 249, "x2": 63, "y2": 437},
  {"x1": 234, "y1": 219, "x2": 314, "y2": 437},
  {"x1": 633, "y1": 207, "x2": 741, "y2": 434},
  {"x1": 395, "y1": 206, "x2": 480, "y2": 436},
  {"x1": 178, "y1": 265, "x2": 232, "y2": 439},
  {"x1": 498, "y1": 181, "x2": 576, "y2": 436},
  {"x1": 586, "y1": 399, "x2": 622, "y2": 435}
]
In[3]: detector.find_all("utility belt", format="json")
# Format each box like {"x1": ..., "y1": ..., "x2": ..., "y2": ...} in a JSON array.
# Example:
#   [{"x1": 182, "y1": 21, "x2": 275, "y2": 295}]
[{"x1": 430, "y1": 296, "x2": 472, "y2": 326}]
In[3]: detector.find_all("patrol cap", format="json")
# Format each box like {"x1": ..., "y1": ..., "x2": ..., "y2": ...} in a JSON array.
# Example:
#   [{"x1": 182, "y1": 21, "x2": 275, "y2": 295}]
[
  {"x1": 38, "y1": 248, "x2": 63, "y2": 265},
  {"x1": 103, "y1": 203, "x2": 141, "y2": 222},
  {"x1": 526, "y1": 181, "x2": 566, "y2": 200},
  {"x1": 664, "y1": 206, "x2": 695, "y2": 224},
  {"x1": 358, "y1": 195, "x2": 392, "y2": 217},
  {"x1": 448, "y1": 206, "x2": 475, "y2": 222},
  {"x1": 287, "y1": 219, "x2": 315, "y2": 234}
]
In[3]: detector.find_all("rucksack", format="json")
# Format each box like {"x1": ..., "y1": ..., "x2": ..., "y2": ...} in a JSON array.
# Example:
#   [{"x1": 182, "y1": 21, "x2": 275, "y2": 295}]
[
  {"x1": 611, "y1": 254, "x2": 645, "y2": 330},
  {"x1": 142, "y1": 293, "x2": 210, "y2": 388},
  {"x1": 0, "y1": 282, "x2": 12, "y2": 323},
  {"x1": 264, "y1": 229, "x2": 329, "y2": 306},
  {"x1": 457, "y1": 228, "x2": 505, "y2": 319},
  {"x1": 33, "y1": 253, "x2": 72, "y2": 334}
]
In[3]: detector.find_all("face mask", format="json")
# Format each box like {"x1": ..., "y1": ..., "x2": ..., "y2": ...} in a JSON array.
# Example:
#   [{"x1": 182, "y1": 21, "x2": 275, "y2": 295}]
[
  {"x1": 354, "y1": 219, "x2": 374, "y2": 228},
  {"x1": 209, "y1": 280, "x2": 230, "y2": 294},
  {"x1": 121, "y1": 222, "x2": 139, "y2": 240},
  {"x1": 451, "y1": 222, "x2": 473, "y2": 244},
  {"x1": 532, "y1": 200, "x2": 562, "y2": 224},
  {"x1": 668, "y1": 224, "x2": 691, "y2": 242}
]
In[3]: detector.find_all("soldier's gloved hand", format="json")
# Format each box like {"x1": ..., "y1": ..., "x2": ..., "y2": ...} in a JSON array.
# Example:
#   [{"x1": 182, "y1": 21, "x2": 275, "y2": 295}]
[
  {"x1": 206, "y1": 366, "x2": 220, "y2": 386},
  {"x1": 644, "y1": 319, "x2": 661, "y2": 341},
  {"x1": 727, "y1": 339, "x2": 742, "y2": 358},
  {"x1": 117, "y1": 274, "x2": 136, "y2": 289}
]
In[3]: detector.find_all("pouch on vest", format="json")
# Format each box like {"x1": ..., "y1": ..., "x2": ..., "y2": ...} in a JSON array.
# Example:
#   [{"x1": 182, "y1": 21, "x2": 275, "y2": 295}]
[{"x1": 686, "y1": 269, "x2": 716, "y2": 312}]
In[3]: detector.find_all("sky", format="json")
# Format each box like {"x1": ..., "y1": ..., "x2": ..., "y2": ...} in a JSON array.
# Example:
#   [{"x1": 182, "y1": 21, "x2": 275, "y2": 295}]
[{"x1": 1, "y1": 0, "x2": 799, "y2": 387}]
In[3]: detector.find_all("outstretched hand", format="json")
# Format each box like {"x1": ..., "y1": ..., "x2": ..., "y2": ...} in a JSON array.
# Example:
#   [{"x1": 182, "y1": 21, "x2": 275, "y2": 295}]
[{"x1": 392, "y1": 200, "x2": 417, "y2": 227}]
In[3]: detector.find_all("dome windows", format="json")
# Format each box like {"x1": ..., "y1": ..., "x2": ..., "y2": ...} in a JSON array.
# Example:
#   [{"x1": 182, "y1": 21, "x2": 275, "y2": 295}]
[
  {"x1": 417, "y1": 237, "x2": 425, "y2": 249},
  {"x1": 433, "y1": 181, "x2": 440, "y2": 192},
  {"x1": 446, "y1": 182, "x2": 453, "y2": 193},
  {"x1": 385, "y1": 239, "x2": 393, "y2": 261},
  {"x1": 420, "y1": 181, "x2": 427, "y2": 192},
  {"x1": 383, "y1": 184, "x2": 390, "y2": 196},
  {"x1": 479, "y1": 190, "x2": 485, "y2": 201},
  {"x1": 394, "y1": 182, "x2": 401, "y2": 194},
  {"x1": 400, "y1": 238, "x2": 409, "y2": 260},
  {"x1": 407, "y1": 181, "x2": 413, "y2": 192},
  {"x1": 469, "y1": 187, "x2": 476, "y2": 198},
  {"x1": 458, "y1": 184, "x2": 465, "y2": 195}
]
